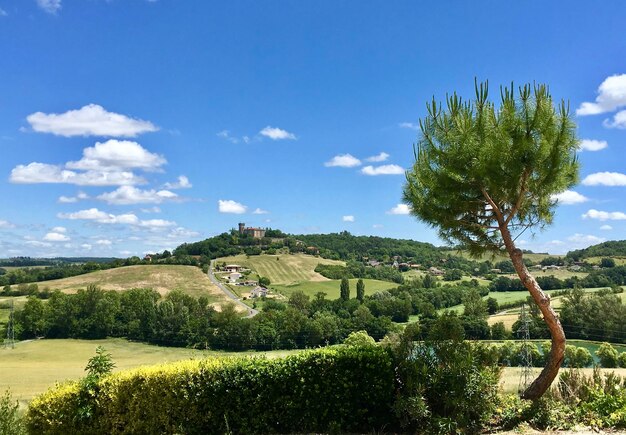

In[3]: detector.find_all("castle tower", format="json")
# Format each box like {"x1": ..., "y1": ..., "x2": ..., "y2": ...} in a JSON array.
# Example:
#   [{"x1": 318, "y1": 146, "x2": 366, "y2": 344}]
[{"x1": 238, "y1": 222, "x2": 245, "y2": 235}]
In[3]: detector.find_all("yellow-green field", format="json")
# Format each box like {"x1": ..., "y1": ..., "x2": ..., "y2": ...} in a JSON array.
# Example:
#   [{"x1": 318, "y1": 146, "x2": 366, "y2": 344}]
[
  {"x1": 443, "y1": 250, "x2": 557, "y2": 264},
  {"x1": 0, "y1": 338, "x2": 299, "y2": 405},
  {"x1": 586, "y1": 256, "x2": 626, "y2": 266},
  {"x1": 217, "y1": 253, "x2": 344, "y2": 285},
  {"x1": 23, "y1": 265, "x2": 224, "y2": 300},
  {"x1": 501, "y1": 367, "x2": 626, "y2": 394},
  {"x1": 273, "y1": 278, "x2": 398, "y2": 299}
]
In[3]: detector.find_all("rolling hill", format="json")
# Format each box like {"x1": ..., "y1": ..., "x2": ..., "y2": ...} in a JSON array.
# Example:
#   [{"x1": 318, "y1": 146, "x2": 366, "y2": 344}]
[{"x1": 31, "y1": 265, "x2": 226, "y2": 301}]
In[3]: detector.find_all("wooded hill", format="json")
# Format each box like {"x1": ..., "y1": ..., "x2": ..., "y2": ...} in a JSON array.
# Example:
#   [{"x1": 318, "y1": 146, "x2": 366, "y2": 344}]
[{"x1": 566, "y1": 240, "x2": 626, "y2": 260}]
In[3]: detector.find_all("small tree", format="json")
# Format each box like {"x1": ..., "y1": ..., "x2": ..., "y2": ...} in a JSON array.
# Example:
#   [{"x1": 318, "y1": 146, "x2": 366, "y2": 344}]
[
  {"x1": 340, "y1": 277, "x2": 350, "y2": 301},
  {"x1": 356, "y1": 278, "x2": 365, "y2": 302},
  {"x1": 404, "y1": 80, "x2": 579, "y2": 399},
  {"x1": 596, "y1": 342, "x2": 618, "y2": 368}
]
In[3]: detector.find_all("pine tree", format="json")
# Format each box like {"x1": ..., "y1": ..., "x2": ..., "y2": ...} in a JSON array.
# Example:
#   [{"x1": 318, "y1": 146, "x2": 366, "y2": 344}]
[{"x1": 403, "y1": 80, "x2": 579, "y2": 400}]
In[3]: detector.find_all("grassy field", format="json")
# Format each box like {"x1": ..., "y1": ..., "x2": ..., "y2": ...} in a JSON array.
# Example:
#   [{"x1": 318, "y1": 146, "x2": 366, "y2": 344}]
[
  {"x1": 0, "y1": 338, "x2": 300, "y2": 405},
  {"x1": 23, "y1": 265, "x2": 225, "y2": 301},
  {"x1": 216, "y1": 253, "x2": 345, "y2": 285},
  {"x1": 443, "y1": 250, "x2": 557, "y2": 264},
  {"x1": 273, "y1": 278, "x2": 398, "y2": 299},
  {"x1": 501, "y1": 366, "x2": 626, "y2": 394},
  {"x1": 586, "y1": 256, "x2": 626, "y2": 266}
]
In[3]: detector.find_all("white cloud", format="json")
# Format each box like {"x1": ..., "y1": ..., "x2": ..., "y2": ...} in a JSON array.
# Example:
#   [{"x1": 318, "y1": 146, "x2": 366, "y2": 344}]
[
  {"x1": 81, "y1": 244, "x2": 92, "y2": 250},
  {"x1": 25, "y1": 240, "x2": 52, "y2": 247},
  {"x1": 603, "y1": 110, "x2": 626, "y2": 129},
  {"x1": 96, "y1": 239, "x2": 112, "y2": 246},
  {"x1": 581, "y1": 172, "x2": 626, "y2": 186},
  {"x1": 58, "y1": 191, "x2": 89, "y2": 203},
  {"x1": 252, "y1": 208, "x2": 269, "y2": 215},
  {"x1": 27, "y1": 104, "x2": 157, "y2": 137},
  {"x1": 0, "y1": 220, "x2": 15, "y2": 229},
  {"x1": 550, "y1": 190, "x2": 588, "y2": 205},
  {"x1": 36, "y1": 0, "x2": 61, "y2": 14},
  {"x1": 217, "y1": 130, "x2": 239, "y2": 144},
  {"x1": 67, "y1": 140, "x2": 166, "y2": 172},
  {"x1": 97, "y1": 186, "x2": 178, "y2": 205},
  {"x1": 163, "y1": 175, "x2": 192, "y2": 189},
  {"x1": 567, "y1": 233, "x2": 605, "y2": 245},
  {"x1": 361, "y1": 164, "x2": 404, "y2": 176},
  {"x1": 342, "y1": 215, "x2": 355, "y2": 222},
  {"x1": 218, "y1": 200, "x2": 247, "y2": 214},
  {"x1": 365, "y1": 152, "x2": 390, "y2": 163},
  {"x1": 576, "y1": 74, "x2": 626, "y2": 115},
  {"x1": 387, "y1": 204, "x2": 411, "y2": 215},
  {"x1": 259, "y1": 126, "x2": 296, "y2": 140},
  {"x1": 582, "y1": 209, "x2": 626, "y2": 221},
  {"x1": 51, "y1": 226, "x2": 66, "y2": 233},
  {"x1": 372, "y1": 224, "x2": 383, "y2": 229},
  {"x1": 578, "y1": 139, "x2": 608, "y2": 152},
  {"x1": 43, "y1": 232, "x2": 70, "y2": 242},
  {"x1": 58, "y1": 208, "x2": 140, "y2": 224},
  {"x1": 600, "y1": 225, "x2": 613, "y2": 230},
  {"x1": 11, "y1": 162, "x2": 145, "y2": 186},
  {"x1": 324, "y1": 154, "x2": 361, "y2": 168},
  {"x1": 0, "y1": 7, "x2": 7, "y2": 16},
  {"x1": 399, "y1": 122, "x2": 419, "y2": 130},
  {"x1": 119, "y1": 250, "x2": 132, "y2": 256},
  {"x1": 139, "y1": 219, "x2": 176, "y2": 228},
  {"x1": 140, "y1": 206, "x2": 161, "y2": 214}
]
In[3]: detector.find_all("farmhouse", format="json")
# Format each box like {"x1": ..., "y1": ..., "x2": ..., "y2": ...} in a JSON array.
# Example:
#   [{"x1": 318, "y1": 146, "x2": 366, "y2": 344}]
[
  {"x1": 238, "y1": 222, "x2": 266, "y2": 238},
  {"x1": 224, "y1": 264, "x2": 243, "y2": 272},
  {"x1": 227, "y1": 272, "x2": 242, "y2": 283},
  {"x1": 428, "y1": 267, "x2": 444, "y2": 276},
  {"x1": 250, "y1": 286, "x2": 268, "y2": 298}
]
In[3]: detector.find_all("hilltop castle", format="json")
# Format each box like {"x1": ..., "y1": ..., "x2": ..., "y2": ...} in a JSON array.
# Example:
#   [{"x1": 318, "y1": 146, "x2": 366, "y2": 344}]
[{"x1": 238, "y1": 223, "x2": 266, "y2": 238}]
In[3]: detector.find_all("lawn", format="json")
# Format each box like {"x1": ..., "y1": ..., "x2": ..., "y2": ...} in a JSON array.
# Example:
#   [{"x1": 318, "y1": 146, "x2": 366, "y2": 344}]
[
  {"x1": 216, "y1": 253, "x2": 345, "y2": 285},
  {"x1": 0, "y1": 338, "x2": 300, "y2": 405},
  {"x1": 501, "y1": 367, "x2": 626, "y2": 394},
  {"x1": 272, "y1": 278, "x2": 398, "y2": 299},
  {"x1": 21, "y1": 265, "x2": 225, "y2": 301}
]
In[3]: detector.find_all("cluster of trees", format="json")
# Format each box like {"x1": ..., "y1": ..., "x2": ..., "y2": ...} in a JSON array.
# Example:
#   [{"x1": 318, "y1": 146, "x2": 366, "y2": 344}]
[
  {"x1": 567, "y1": 241, "x2": 626, "y2": 261},
  {"x1": 560, "y1": 288, "x2": 626, "y2": 344},
  {"x1": 314, "y1": 262, "x2": 404, "y2": 283},
  {"x1": 489, "y1": 266, "x2": 626, "y2": 292},
  {"x1": 13, "y1": 286, "x2": 400, "y2": 350}
]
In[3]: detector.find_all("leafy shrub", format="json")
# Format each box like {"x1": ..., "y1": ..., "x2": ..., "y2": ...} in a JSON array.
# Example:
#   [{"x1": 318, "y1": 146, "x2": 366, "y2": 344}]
[
  {"x1": 342, "y1": 330, "x2": 376, "y2": 347},
  {"x1": 28, "y1": 345, "x2": 395, "y2": 434},
  {"x1": 393, "y1": 339, "x2": 500, "y2": 433},
  {"x1": 0, "y1": 390, "x2": 25, "y2": 435},
  {"x1": 596, "y1": 342, "x2": 619, "y2": 368}
]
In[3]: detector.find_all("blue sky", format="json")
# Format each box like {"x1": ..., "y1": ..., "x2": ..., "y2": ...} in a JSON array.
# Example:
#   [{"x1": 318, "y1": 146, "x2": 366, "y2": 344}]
[{"x1": 0, "y1": 1, "x2": 625, "y2": 257}]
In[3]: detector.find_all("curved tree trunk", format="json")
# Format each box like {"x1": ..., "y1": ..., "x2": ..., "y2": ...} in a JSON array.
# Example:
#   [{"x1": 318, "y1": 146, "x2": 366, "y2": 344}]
[{"x1": 499, "y1": 224, "x2": 566, "y2": 400}]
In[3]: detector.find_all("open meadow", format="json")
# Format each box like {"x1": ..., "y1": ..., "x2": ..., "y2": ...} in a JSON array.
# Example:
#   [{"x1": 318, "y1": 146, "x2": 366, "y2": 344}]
[
  {"x1": 273, "y1": 278, "x2": 398, "y2": 299},
  {"x1": 22, "y1": 265, "x2": 225, "y2": 301},
  {"x1": 216, "y1": 253, "x2": 344, "y2": 285},
  {"x1": 0, "y1": 338, "x2": 299, "y2": 406}
]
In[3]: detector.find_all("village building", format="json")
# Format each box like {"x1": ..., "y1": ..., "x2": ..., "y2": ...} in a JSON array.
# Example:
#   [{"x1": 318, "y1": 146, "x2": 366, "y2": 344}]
[
  {"x1": 238, "y1": 223, "x2": 266, "y2": 238},
  {"x1": 250, "y1": 286, "x2": 268, "y2": 298},
  {"x1": 224, "y1": 264, "x2": 243, "y2": 273},
  {"x1": 227, "y1": 272, "x2": 242, "y2": 283},
  {"x1": 428, "y1": 266, "x2": 444, "y2": 276}
]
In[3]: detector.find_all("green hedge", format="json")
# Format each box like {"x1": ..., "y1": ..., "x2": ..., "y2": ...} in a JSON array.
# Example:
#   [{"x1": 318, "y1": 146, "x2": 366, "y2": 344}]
[{"x1": 27, "y1": 345, "x2": 395, "y2": 434}]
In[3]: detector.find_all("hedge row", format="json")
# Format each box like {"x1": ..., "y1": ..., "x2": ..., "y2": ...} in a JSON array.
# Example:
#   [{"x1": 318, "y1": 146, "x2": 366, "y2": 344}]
[{"x1": 27, "y1": 345, "x2": 396, "y2": 434}]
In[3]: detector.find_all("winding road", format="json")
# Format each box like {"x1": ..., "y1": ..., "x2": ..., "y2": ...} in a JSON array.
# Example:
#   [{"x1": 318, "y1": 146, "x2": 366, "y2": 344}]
[{"x1": 208, "y1": 260, "x2": 258, "y2": 318}]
